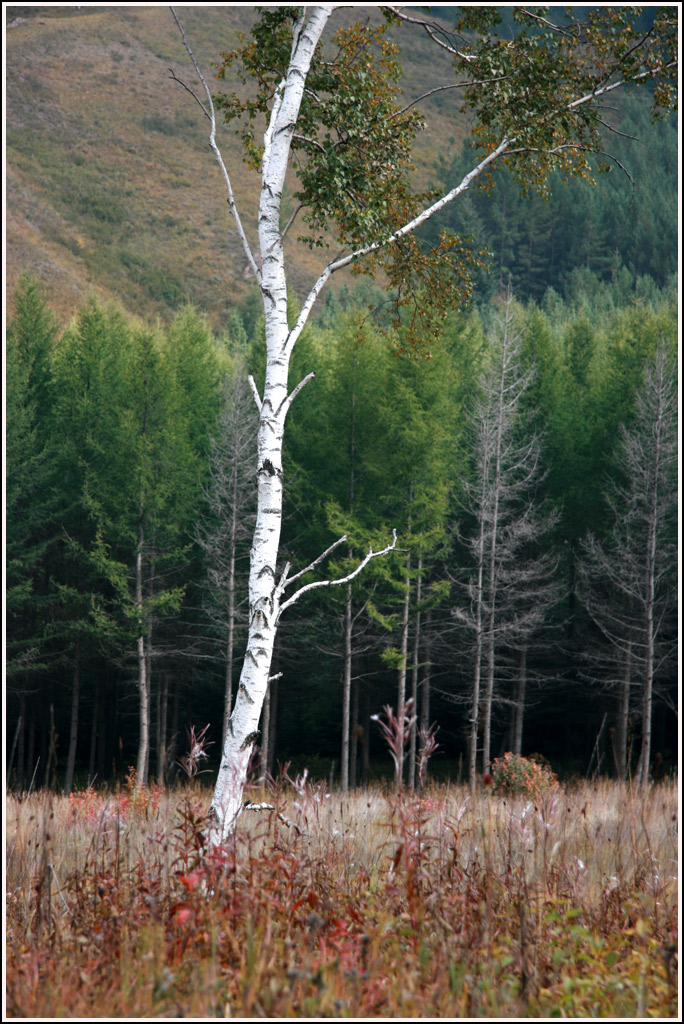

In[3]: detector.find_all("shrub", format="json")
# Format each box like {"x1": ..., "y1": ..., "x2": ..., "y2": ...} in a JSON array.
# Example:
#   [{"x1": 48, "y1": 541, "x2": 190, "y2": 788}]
[{"x1": 490, "y1": 751, "x2": 558, "y2": 800}]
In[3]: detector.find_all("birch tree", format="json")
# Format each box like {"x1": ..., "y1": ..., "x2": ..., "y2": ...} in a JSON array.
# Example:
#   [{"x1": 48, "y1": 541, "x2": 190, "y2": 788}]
[{"x1": 169, "y1": 5, "x2": 676, "y2": 842}]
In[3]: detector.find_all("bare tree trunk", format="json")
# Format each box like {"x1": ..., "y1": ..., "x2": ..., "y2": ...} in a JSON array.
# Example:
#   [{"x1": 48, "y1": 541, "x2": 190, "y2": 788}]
[
  {"x1": 156, "y1": 672, "x2": 169, "y2": 784},
  {"x1": 408, "y1": 559, "x2": 422, "y2": 790},
  {"x1": 613, "y1": 639, "x2": 631, "y2": 781},
  {"x1": 350, "y1": 672, "x2": 359, "y2": 789},
  {"x1": 135, "y1": 517, "x2": 149, "y2": 787},
  {"x1": 361, "y1": 686, "x2": 371, "y2": 785},
  {"x1": 512, "y1": 644, "x2": 527, "y2": 755},
  {"x1": 582, "y1": 350, "x2": 677, "y2": 790},
  {"x1": 636, "y1": 486, "x2": 659, "y2": 788},
  {"x1": 341, "y1": 584, "x2": 353, "y2": 792},
  {"x1": 469, "y1": 595, "x2": 483, "y2": 791},
  {"x1": 17, "y1": 693, "x2": 26, "y2": 792},
  {"x1": 340, "y1": 366, "x2": 358, "y2": 794},
  {"x1": 481, "y1": 328, "x2": 506, "y2": 778},
  {"x1": 64, "y1": 637, "x2": 80, "y2": 795},
  {"x1": 395, "y1": 554, "x2": 411, "y2": 791},
  {"x1": 88, "y1": 675, "x2": 99, "y2": 786},
  {"x1": 418, "y1": 634, "x2": 433, "y2": 792},
  {"x1": 167, "y1": 674, "x2": 181, "y2": 783}
]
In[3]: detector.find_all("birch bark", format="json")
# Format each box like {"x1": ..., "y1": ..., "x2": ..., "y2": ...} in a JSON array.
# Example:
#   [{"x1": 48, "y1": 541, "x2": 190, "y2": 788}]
[{"x1": 207, "y1": 8, "x2": 335, "y2": 841}]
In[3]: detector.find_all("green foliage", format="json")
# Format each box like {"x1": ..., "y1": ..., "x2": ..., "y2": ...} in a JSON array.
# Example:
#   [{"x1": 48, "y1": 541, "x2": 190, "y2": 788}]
[
  {"x1": 490, "y1": 752, "x2": 558, "y2": 800},
  {"x1": 215, "y1": 10, "x2": 482, "y2": 346},
  {"x1": 5, "y1": 276, "x2": 59, "y2": 680},
  {"x1": 429, "y1": 94, "x2": 678, "y2": 303},
  {"x1": 5, "y1": 277, "x2": 678, "y2": 788},
  {"x1": 457, "y1": 7, "x2": 677, "y2": 190}
]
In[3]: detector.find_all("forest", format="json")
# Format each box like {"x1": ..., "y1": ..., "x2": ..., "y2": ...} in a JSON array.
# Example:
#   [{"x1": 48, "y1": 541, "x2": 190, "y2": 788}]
[
  {"x1": 6, "y1": 264, "x2": 678, "y2": 794},
  {"x1": 5, "y1": 5, "x2": 679, "y2": 798}
]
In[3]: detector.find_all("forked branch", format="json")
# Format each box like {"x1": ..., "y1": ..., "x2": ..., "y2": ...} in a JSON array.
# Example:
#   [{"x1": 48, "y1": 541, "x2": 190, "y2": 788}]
[{"x1": 277, "y1": 530, "x2": 398, "y2": 618}]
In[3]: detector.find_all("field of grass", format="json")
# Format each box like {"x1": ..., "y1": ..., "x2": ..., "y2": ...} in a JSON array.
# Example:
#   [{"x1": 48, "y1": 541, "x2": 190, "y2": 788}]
[{"x1": 5, "y1": 776, "x2": 678, "y2": 1018}]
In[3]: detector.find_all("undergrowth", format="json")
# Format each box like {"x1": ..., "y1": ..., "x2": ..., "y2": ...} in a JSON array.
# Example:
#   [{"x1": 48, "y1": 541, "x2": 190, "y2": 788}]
[{"x1": 5, "y1": 778, "x2": 678, "y2": 1018}]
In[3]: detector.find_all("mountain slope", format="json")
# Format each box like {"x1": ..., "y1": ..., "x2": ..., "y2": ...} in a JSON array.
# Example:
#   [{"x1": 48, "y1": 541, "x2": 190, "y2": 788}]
[{"x1": 5, "y1": 5, "x2": 466, "y2": 328}]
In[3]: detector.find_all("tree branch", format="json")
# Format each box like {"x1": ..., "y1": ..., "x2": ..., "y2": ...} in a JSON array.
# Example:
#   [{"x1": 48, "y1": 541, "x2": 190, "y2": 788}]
[
  {"x1": 383, "y1": 6, "x2": 476, "y2": 64},
  {"x1": 278, "y1": 530, "x2": 398, "y2": 618},
  {"x1": 248, "y1": 374, "x2": 262, "y2": 412},
  {"x1": 169, "y1": 6, "x2": 261, "y2": 284},
  {"x1": 277, "y1": 371, "x2": 316, "y2": 420},
  {"x1": 281, "y1": 534, "x2": 350, "y2": 591},
  {"x1": 286, "y1": 135, "x2": 511, "y2": 357},
  {"x1": 280, "y1": 201, "x2": 304, "y2": 242}
]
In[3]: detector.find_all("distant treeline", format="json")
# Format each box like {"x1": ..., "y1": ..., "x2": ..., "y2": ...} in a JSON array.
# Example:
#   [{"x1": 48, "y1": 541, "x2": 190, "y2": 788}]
[{"x1": 424, "y1": 94, "x2": 677, "y2": 305}]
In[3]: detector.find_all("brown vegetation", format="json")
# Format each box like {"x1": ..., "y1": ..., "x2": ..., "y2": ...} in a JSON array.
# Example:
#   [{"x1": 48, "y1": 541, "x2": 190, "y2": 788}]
[{"x1": 5, "y1": 778, "x2": 678, "y2": 1017}]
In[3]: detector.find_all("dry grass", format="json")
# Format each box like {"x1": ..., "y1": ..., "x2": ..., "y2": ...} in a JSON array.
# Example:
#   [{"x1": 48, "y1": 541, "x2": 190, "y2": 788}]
[{"x1": 5, "y1": 778, "x2": 679, "y2": 1018}]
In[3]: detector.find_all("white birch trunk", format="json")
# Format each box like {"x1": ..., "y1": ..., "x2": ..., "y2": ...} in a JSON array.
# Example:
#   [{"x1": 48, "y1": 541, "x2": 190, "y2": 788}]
[
  {"x1": 168, "y1": 4, "x2": 544, "y2": 842},
  {"x1": 208, "y1": 8, "x2": 333, "y2": 843}
]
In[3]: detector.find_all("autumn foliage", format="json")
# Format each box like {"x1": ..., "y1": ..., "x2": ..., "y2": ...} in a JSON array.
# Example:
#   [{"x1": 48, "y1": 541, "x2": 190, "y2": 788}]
[{"x1": 6, "y1": 778, "x2": 677, "y2": 1018}]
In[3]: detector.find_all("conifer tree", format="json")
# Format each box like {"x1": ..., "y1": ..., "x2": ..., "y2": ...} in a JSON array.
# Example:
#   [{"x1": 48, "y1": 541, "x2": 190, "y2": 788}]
[
  {"x1": 579, "y1": 346, "x2": 677, "y2": 786},
  {"x1": 453, "y1": 292, "x2": 560, "y2": 787}
]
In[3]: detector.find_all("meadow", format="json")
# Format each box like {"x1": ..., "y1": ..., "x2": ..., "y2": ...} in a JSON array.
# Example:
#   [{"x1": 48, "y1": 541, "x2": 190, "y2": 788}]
[{"x1": 5, "y1": 774, "x2": 678, "y2": 1018}]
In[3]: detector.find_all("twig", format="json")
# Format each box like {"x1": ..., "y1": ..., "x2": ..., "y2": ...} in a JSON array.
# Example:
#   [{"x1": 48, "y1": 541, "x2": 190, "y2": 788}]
[{"x1": 243, "y1": 801, "x2": 304, "y2": 834}]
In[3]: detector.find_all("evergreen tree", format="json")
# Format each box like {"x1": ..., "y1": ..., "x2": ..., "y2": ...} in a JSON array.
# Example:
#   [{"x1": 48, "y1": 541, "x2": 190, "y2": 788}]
[{"x1": 196, "y1": 356, "x2": 259, "y2": 747}]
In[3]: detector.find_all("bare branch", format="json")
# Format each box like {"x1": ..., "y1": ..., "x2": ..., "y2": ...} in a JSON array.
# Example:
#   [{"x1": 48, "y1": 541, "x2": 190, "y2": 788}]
[
  {"x1": 167, "y1": 68, "x2": 210, "y2": 119},
  {"x1": 169, "y1": 5, "x2": 261, "y2": 283},
  {"x1": 280, "y1": 201, "x2": 304, "y2": 242},
  {"x1": 596, "y1": 117, "x2": 640, "y2": 141},
  {"x1": 281, "y1": 534, "x2": 350, "y2": 591},
  {"x1": 383, "y1": 6, "x2": 476, "y2": 63},
  {"x1": 387, "y1": 77, "x2": 512, "y2": 121},
  {"x1": 517, "y1": 8, "x2": 578, "y2": 38},
  {"x1": 247, "y1": 374, "x2": 263, "y2": 413},
  {"x1": 277, "y1": 370, "x2": 316, "y2": 420},
  {"x1": 278, "y1": 530, "x2": 398, "y2": 618}
]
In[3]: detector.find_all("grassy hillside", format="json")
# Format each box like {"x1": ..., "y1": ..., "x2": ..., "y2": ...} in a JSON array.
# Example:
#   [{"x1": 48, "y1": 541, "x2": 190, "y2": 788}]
[{"x1": 5, "y1": 5, "x2": 467, "y2": 329}]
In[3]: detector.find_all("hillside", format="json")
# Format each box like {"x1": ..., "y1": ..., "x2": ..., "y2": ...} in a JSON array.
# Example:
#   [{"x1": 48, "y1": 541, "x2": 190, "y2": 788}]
[{"x1": 5, "y1": 5, "x2": 467, "y2": 329}]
